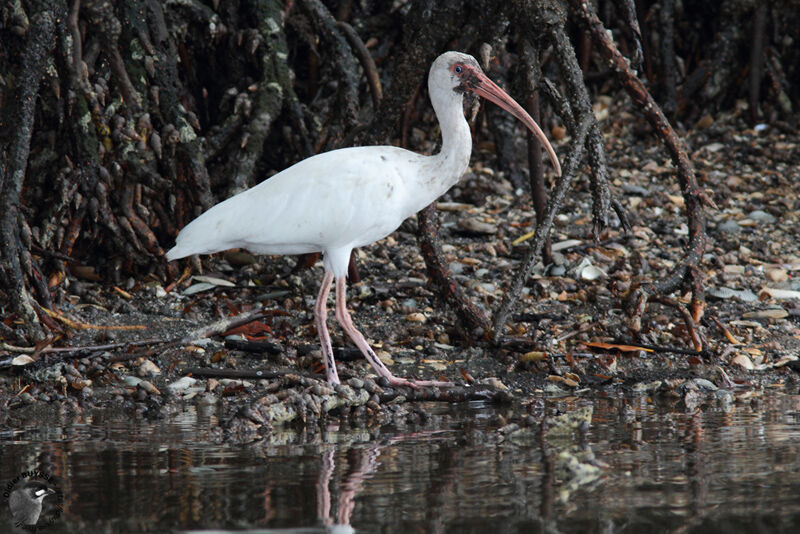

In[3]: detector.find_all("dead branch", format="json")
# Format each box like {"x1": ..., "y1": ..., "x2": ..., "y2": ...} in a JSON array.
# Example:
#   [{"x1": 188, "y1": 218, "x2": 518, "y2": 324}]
[
  {"x1": 524, "y1": 0, "x2": 613, "y2": 239},
  {"x1": 300, "y1": 0, "x2": 360, "y2": 148},
  {"x1": 0, "y1": 1, "x2": 59, "y2": 341},
  {"x1": 568, "y1": 0, "x2": 710, "y2": 332},
  {"x1": 493, "y1": 113, "x2": 593, "y2": 339},
  {"x1": 417, "y1": 205, "x2": 492, "y2": 337},
  {"x1": 378, "y1": 386, "x2": 512, "y2": 404},
  {"x1": 180, "y1": 307, "x2": 272, "y2": 344},
  {"x1": 181, "y1": 366, "x2": 293, "y2": 380},
  {"x1": 520, "y1": 41, "x2": 551, "y2": 264},
  {"x1": 336, "y1": 20, "x2": 382, "y2": 110},
  {"x1": 83, "y1": 0, "x2": 141, "y2": 111},
  {"x1": 225, "y1": 0, "x2": 291, "y2": 196}
]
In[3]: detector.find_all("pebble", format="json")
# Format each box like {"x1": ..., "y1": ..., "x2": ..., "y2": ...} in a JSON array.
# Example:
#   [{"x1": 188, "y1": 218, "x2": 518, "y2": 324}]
[
  {"x1": 138, "y1": 380, "x2": 161, "y2": 395},
  {"x1": 723, "y1": 264, "x2": 745, "y2": 274},
  {"x1": 759, "y1": 288, "x2": 800, "y2": 300},
  {"x1": 11, "y1": 355, "x2": 34, "y2": 366},
  {"x1": 167, "y1": 376, "x2": 197, "y2": 392},
  {"x1": 406, "y1": 312, "x2": 427, "y2": 323},
  {"x1": 748, "y1": 210, "x2": 776, "y2": 224},
  {"x1": 732, "y1": 353, "x2": 755, "y2": 370},
  {"x1": 692, "y1": 378, "x2": 719, "y2": 391},
  {"x1": 457, "y1": 217, "x2": 497, "y2": 235},
  {"x1": 137, "y1": 359, "x2": 161, "y2": 377},
  {"x1": 362, "y1": 378, "x2": 383, "y2": 394},
  {"x1": 123, "y1": 376, "x2": 143, "y2": 387},
  {"x1": 716, "y1": 220, "x2": 741, "y2": 234},
  {"x1": 742, "y1": 308, "x2": 788, "y2": 319},
  {"x1": 707, "y1": 287, "x2": 758, "y2": 302},
  {"x1": 449, "y1": 262, "x2": 466, "y2": 275},
  {"x1": 766, "y1": 268, "x2": 789, "y2": 283},
  {"x1": 347, "y1": 378, "x2": 364, "y2": 390},
  {"x1": 580, "y1": 264, "x2": 607, "y2": 281},
  {"x1": 480, "y1": 377, "x2": 509, "y2": 391}
]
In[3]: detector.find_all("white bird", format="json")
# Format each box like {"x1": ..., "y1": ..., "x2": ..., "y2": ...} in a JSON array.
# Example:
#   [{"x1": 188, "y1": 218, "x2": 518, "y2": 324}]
[{"x1": 167, "y1": 51, "x2": 560, "y2": 388}]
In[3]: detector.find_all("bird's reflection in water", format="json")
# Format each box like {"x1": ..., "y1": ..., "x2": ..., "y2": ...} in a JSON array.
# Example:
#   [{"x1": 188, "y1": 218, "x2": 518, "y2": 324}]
[
  {"x1": 315, "y1": 446, "x2": 379, "y2": 534},
  {"x1": 182, "y1": 442, "x2": 380, "y2": 534}
]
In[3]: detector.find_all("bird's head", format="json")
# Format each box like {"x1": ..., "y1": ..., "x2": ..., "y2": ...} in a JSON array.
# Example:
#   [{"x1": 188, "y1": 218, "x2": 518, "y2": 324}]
[
  {"x1": 22, "y1": 481, "x2": 55, "y2": 503},
  {"x1": 429, "y1": 51, "x2": 562, "y2": 176}
]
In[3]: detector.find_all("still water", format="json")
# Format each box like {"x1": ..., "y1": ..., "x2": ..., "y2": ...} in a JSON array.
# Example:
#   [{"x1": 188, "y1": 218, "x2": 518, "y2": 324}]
[{"x1": 3, "y1": 391, "x2": 800, "y2": 533}]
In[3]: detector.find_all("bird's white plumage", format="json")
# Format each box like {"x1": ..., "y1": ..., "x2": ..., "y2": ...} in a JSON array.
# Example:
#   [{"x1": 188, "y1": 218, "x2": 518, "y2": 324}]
[
  {"x1": 166, "y1": 145, "x2": 443, "y2": 277},
  {"x1": 167, "y1": 51, "x2": 559, "y2": 387},
  {"x1": 167, "y1": 52, "x2": 479, "y2": 279}
]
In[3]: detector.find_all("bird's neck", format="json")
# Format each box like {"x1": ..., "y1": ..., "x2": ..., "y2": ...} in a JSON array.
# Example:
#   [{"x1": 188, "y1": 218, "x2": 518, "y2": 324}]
[{"x1": 416, "y1": 91, "x2": 472, "y2": 198}]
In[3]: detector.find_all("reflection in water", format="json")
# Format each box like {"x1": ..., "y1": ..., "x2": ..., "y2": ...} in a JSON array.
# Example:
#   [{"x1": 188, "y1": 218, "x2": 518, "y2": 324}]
[
  {"x1": 316, "y1": 445, "x2": 375, "y2": 532},
  {"x1": 2, "y1": 392, "x2": 800, "y2": 532}
]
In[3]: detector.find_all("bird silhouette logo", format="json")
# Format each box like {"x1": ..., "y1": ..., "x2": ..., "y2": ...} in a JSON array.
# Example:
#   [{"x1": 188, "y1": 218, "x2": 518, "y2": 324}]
[{"x1": 3, "y1": 471, "x2": 62, "y2": 530}]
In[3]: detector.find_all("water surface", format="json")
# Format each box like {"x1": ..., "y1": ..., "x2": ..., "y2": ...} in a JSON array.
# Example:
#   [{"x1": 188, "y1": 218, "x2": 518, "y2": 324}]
[{"x1": 3, "y1": 391, "x2": 800, "y2": 533}]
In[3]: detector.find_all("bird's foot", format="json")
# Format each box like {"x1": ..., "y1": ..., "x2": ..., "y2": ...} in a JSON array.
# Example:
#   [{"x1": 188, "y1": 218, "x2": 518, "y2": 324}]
[{"x1": 384, "y1": 375, "x2": 454, "y2": 389}]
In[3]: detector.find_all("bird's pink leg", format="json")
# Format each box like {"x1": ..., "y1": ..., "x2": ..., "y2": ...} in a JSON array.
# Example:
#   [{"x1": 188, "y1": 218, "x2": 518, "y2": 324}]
[
  {"x1": 334, "y1": 277, "x2": 453, "y2": 388},
  {"x1": 314, "y1": 271, "x2": 340, "y2": 384}
]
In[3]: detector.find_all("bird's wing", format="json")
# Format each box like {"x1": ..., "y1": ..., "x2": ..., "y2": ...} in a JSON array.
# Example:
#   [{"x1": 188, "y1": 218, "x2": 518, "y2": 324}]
[{"x1": 167, "y1": 146, "x2": 423, "y2": 259}]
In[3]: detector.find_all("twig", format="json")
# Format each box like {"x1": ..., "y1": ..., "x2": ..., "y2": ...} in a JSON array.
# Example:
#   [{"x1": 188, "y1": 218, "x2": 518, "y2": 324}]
[
  {"x1": 41, "y1": 307, "x2": 147, "y2": 331},
  {"x1": 0, "y1": 338, "x2": 169, "y2": 370},
  {"x1": 180, "y1": 307, "x2": 271, "y2": 344},
  {"x1": 619, "y1": 0, "x2": 643, "y2": 71},
  {"x1": 649, "y1": 295, "x2": 705, "y2": 352},
  {"x1": 300, "y1": 0, "x2": 360, "y2": 147},
  {"x1": 224, "y1": 338, "x2": 283, "y2": 354},
  {"x1": 712, "y1": 316, "x2": 742, "y2": 345},
  {"x1": 417, "y1": 204, "x2": 492, "y2": 337},
  {"x1": 658, "y1": 0, "x2": 677, "y2": 116},
  {"x1": 568, "y1": 0, "x2": 710, "y2": 331},
  {"x1": 605, "y1": 340, "x2": 705, "y2": 357},
  {"x1": 493, "y1": 113, "x2": 592, "y2": 339},
  {"x1": 749, "y1": 3, "x2": 768, "y2": 124},
  {"x1": 181, "y1": 366, "x2": 295, "y2": 380},
  {"x1": 336, "y1": 20, "x2": 382, "y2": 109},
  {"x1": 378, "y1": 386, "x2": 512, "y2": 403},
  {"x1": 518, "y1": 1, "x2": 614, "y2": 241},
  {"x1": 1, "y1": 308, "x2": 276, "y2": 371},
  {"x1": 520, "y1": 41, "x2": 551, "y2": 264}
]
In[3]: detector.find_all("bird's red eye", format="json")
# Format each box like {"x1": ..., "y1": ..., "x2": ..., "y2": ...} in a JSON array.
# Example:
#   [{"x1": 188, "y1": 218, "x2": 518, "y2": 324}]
[{"x1": 454, "y1": 65, "x2": 463, "y2": 74}]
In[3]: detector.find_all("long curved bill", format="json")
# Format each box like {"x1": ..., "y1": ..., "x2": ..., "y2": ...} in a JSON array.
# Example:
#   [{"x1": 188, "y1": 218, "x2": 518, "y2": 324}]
[{"x1": 471, "y1": 72, "x2": 562, "y2": 177}]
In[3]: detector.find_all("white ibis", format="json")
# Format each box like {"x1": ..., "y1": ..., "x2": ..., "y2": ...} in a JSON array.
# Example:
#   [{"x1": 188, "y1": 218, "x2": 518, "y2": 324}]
[{"x1": 166, "y1": 51, "x2": 561, "y2": 388}]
